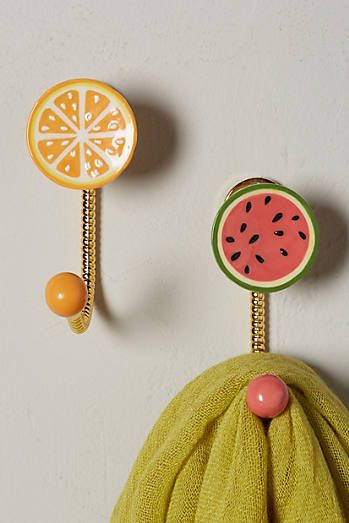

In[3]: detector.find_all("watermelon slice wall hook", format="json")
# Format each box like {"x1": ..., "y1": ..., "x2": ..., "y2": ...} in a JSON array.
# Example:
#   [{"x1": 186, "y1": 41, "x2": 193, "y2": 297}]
[{"x1": 111, "y1": 178, "x2": 349, "y2": 523}]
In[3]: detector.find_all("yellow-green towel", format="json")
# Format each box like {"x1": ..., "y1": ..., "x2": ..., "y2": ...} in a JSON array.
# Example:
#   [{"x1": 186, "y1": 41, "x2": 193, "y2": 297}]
[{"x1": 111, "y1": 353, "x2": 349, "y2": 522}]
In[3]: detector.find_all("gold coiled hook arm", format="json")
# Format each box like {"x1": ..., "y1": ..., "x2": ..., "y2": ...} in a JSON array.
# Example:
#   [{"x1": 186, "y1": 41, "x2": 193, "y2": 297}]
[
  {"x1": 68, "y1": 190, "x2": 96, "y2": 334},
  {"x1": 250, "y1": 291, "x2": 267, "y2": 353}
]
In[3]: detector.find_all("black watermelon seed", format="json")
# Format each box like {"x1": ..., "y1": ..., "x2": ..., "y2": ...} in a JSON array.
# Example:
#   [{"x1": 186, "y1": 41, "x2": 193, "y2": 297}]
[
  {"x1": 225, "y1": 236, "x2": 235, "y2": 243},
  {"x1": 272, "y1": 212, "x2": 283, "y2": 223},
  {"x1": 265, "y1": 196, "x2": 271, "y2": 205},
  {"x1": 231, "y1": 251, "x2": 241, "y2": 261},
  {"x1": 244, "y1": 265, "x2": 250, "y2": 274},
  {"x1": 249, "y1": 234, "x2": 259, "y2": 244},
  {"x1": 246, "y1": 201, "x2": 252, "y2": 213},
  {"x1": 292, "y1": 215, "x2": 300, "y2": 221},
  {"x1": 255, "y1": 254, "x2": 264, "y2": 264},
  {"x1": 280, "y1": 248, "x2": 288, "y2": 256},
  {"x1": 240, "y1": 223, "x2": 247, "y2": 233},
  {"x1": 298, "y1": 231, "x2": 307, "y2": 240},
  {"x1": 274, "y1": 230, "x2": 284, "y2": 236}
]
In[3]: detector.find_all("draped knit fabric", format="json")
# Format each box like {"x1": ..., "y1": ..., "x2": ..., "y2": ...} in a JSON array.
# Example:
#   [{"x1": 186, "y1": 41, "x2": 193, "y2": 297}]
[{"x1": 111, "y1": 353, "x2": 349, "y2": 522}]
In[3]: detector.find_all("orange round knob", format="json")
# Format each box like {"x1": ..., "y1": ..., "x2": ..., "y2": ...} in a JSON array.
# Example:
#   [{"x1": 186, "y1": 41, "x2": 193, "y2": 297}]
[{"x1": 45, "y1": 272, "x2": 87, "y2": 317}]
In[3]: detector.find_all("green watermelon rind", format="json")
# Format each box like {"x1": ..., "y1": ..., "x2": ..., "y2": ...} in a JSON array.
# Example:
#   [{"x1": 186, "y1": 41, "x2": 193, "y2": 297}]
[{"x1": 211, "y1": 183, "x2": 319, "y2": 293}]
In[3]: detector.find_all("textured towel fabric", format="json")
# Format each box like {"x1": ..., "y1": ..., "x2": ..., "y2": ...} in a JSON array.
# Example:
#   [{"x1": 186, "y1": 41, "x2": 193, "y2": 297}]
[{"x1": 111, "y1": 353, "x2": 349, "y2": 522}]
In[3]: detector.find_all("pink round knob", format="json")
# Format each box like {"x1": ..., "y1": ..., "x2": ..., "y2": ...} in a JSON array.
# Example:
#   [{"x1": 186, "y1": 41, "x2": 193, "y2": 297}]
[{"x1": 246, "y1": 374, "x2": 289, "y2": 418}]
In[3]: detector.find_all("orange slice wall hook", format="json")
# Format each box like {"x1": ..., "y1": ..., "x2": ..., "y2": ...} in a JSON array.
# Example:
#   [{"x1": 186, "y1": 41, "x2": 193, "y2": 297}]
[{"x1": 27, "y1": 78, "x2": 137, "y2": 333}]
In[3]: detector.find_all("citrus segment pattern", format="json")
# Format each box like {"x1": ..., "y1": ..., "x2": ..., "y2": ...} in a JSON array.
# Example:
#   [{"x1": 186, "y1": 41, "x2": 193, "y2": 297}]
[{"x1": 27, "y1": 79, "x2": 137, "y2": 189}]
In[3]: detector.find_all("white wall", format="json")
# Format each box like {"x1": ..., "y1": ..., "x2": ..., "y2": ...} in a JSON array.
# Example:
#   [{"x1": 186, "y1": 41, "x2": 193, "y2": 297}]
[{"x1": 1, "y1": 1, "x2": 349, "y2": 521}]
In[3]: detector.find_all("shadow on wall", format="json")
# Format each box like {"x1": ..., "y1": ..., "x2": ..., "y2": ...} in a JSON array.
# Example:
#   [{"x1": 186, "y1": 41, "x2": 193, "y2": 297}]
[
  {"x1": 304, "y1": 196, "x2": 348, "y2": 283},
  {"x1": 126, "y1": 100, "x2": 179, "y2": 180},
  {"x1": 94, "y1": 98, "x2": 181, "y2": 325}
]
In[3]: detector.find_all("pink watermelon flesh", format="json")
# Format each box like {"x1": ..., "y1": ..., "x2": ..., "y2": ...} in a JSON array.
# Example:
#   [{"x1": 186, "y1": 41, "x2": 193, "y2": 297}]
[{"x1": 221, "y1": 192, "x2": 310, "y2": 282}]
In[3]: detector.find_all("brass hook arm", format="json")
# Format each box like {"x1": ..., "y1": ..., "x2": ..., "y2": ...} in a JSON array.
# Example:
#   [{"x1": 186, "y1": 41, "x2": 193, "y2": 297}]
[
  {"x1": 250, "y1": 291, "x2": 267, "y2": 353},
  {"x1": 68, "y1": 190, "x2": 96, "y2": 334}
]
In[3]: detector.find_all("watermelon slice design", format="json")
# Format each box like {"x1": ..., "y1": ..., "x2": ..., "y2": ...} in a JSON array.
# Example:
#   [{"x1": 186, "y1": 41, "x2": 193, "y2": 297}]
[{"x1": 212, "y1": 183, "x2": 319, "y2": 292}]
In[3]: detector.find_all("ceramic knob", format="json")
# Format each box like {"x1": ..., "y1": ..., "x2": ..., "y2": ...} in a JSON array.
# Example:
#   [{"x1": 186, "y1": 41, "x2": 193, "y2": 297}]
[
  {"x1": 246, "y1": 374, "x2": 289, "y2": 418},
  {"x1": 45, "y1": 272, "x2": 87, "y2": 317}
]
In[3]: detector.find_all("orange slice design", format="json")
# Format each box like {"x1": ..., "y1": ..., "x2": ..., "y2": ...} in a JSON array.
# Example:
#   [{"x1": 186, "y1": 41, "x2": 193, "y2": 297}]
[
  {"x1": 57, "y1": 144, "x2": 80, "y2": 178},
  {"x1": 84, "y1": 90, "x2": 110, "y2": 129},
  {"x1": 28, "y1": 79, "x2": 137, "y2": 188},
  {"x1": 89, "y1": 137, "x2": 125, "y2": 157},
  {"x1": 39, "y1": 108, "x2": 75, "y2": 134},
  {"x1": 37, "y1": 138, "x2": 75, "y2": 164},
  {"x1": 84, "y1": 144, "x2": 109, "y2": 178},
  {"x1": 54, "y1": 90, "x2": 80, "y2": 127},
  {"x1": 89, "y1": 107, "x2": 126, "y2": 133}
]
